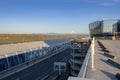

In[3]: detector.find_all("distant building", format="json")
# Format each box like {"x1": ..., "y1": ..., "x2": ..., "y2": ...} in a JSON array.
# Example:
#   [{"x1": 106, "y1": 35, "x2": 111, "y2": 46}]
[
  {"x1": 89, "y1": 21, "x2": 102, "y2": 37},
  {"x1": 113, "y1": 20, "x2": 120, "y2": 36},
  {"x1": 89, "y1": 19, "x2": 120, "y2": 37}
]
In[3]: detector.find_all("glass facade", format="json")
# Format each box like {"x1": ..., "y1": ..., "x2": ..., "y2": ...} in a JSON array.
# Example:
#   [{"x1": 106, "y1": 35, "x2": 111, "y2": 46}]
[
  {"x1": 102, "y1": 20, "x2": 118, "y2": 35},
  {"x1": 89, "y1": 19, "x2": 120, "y2": 37},
  {"x1": 89, "y1": 21, "x2": 102, "y2": 37},
  {"x1": 113, "y1": 20, "x2": 120, "y2": 32}
]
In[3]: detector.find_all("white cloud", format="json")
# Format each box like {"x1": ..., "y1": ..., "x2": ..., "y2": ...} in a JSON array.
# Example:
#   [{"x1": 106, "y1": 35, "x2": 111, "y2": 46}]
[{"x1": 100, "y1": 2, "x2": 115, "y2": 6}]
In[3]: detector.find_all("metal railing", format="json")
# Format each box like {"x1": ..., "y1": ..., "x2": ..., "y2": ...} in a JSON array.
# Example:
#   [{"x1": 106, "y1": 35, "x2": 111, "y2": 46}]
[{"x1": 77, "y1": 43, "x2": 92, "y2": 78}]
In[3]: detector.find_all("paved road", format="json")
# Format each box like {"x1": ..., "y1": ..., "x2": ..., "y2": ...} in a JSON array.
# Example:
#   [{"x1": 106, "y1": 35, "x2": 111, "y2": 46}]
[{"x1": 1, "y1": 48, "x2": 72, "y2": 80}]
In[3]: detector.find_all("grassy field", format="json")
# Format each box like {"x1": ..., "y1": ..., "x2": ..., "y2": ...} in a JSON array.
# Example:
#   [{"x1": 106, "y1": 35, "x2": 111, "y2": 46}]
[{"x1": 0, "y1": 34, "x2": 83, "y2": 45}]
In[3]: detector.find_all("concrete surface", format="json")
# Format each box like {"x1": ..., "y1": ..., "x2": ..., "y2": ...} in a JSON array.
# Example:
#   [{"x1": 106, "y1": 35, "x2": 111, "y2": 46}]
[{"x1": 91, "y1": 40, "x2": 120, "y2": 80}]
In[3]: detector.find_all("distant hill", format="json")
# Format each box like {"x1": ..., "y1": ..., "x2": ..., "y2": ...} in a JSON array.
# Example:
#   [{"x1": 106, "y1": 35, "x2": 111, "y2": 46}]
[
  {"x1": 45, "y1": 33, "x2": 89, "y2": 36},
  {"x1": 0, "y1": 34, "x2": 88, "y2": 45}
]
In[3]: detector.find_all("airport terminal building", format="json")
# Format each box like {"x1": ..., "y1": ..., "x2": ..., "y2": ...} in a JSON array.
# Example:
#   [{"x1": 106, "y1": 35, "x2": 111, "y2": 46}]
[{"x1": 89, "y1": 19, "x2": 120, "y2": 37}]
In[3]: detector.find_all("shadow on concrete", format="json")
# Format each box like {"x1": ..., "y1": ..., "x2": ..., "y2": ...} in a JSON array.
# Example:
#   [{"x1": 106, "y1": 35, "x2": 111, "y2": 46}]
[
  {"x1": 101, "y1": 70, "x2": 117, "y2": 80},
  {"x1": 98, "y1": 52, "x2": 115, "y2": 58},
  {"x1": 100, "y1": 49, "x2": 110, "y2": 53},
  {"x1": 100, "y1": 59, "x2": 117, "y2": 69},
  {"x1": 98, "y1": 52, "x2": 104, "y2": 55},
  {"x1": 107, "y1": 59, "x2": 120, "y2": 69}
]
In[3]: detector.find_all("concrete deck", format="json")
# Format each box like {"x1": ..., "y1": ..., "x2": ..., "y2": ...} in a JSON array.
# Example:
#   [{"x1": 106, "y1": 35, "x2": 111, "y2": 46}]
[
  {"x1": 68, "y1": 77, "x2": 95, "y2": 80},
  {"x1": 92, "y1": 40, "x2": 120, "y2": 80},
  {"x1": 100, "y1": 40, "x2": 120, "y2": 58}
]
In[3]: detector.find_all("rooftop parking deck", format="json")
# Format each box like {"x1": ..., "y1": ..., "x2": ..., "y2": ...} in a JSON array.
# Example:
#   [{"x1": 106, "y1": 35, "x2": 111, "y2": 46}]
[
  {"x1": 69, "y1": 40, "x2": 120, "y2": 80},
  {"x1": 99, "y1": 40, "x2": 120, "y2": 58},
  {"x1": 91, "y1": 40, "x2": 120, "y2": 80}
]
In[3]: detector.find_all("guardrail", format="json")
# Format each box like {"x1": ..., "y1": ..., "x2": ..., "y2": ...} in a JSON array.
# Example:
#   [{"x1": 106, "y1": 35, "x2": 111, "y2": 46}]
[{"x1": 77, "y1": 43, "x2": 92, "y2": 78}]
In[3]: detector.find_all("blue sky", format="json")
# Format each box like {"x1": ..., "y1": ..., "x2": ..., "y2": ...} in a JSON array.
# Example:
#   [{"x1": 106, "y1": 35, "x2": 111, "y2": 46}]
[{"x1": 0, "y1": 0, "x2": 120, "y2": 34}]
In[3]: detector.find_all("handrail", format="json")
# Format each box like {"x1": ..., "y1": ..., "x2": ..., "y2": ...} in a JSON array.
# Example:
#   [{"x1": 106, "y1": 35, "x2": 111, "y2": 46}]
[{"x1": 77, "y1": 44, "x2": 91, "y2": 78}]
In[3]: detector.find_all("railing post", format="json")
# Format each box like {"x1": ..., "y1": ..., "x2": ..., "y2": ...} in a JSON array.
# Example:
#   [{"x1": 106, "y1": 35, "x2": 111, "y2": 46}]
[
  {"x1": 92, "y1": 37, "x2": 95, "y2": 71},
  {"x1": 4, "y1": 54, "x2": 10, "y2": 68}
]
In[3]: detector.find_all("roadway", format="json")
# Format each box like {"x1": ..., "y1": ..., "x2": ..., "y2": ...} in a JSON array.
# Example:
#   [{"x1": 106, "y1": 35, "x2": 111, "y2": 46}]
[{"x1": 1, "y1": 48, "x2": 72, "y2": 80}]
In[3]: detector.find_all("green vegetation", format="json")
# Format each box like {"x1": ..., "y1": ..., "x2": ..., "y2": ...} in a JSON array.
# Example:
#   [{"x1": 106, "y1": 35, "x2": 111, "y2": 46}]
[{"x1": 0, "y1": 34, "x2": 83, "y2": 45}]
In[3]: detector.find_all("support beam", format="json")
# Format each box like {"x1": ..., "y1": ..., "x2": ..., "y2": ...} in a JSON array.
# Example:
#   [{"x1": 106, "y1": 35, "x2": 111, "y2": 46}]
[{"x1": 91, "y1": 37, "x2": 95, "y2": 71}]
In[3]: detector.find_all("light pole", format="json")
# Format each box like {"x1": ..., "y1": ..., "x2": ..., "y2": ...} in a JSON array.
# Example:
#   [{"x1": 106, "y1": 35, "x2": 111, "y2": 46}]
[{"x1": 92, "y1": 37, "x2": 95, "y2": 71}]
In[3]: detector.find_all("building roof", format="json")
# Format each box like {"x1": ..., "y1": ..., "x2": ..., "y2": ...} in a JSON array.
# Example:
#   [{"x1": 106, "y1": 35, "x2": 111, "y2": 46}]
[
  {"x1": 86, "y1": 40, "x2": 120, "y2": 80},
  {"x1": 0, "y1": 39, "x2": 70, "y2": 58}
]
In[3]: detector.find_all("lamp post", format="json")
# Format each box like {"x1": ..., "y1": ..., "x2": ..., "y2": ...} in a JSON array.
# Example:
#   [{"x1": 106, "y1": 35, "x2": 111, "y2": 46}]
[{"x1": 92, "y1": 37, "x2": 95, "y2": 71}]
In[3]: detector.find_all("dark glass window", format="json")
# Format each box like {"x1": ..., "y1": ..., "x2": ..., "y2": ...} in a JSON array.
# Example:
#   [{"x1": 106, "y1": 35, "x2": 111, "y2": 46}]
[
  {"x1": 55, "y1": 65, "x2": 59, "y2": 70},
  {"x1": 18, "y1": 54, "x2": 25, "y2": 64},
  {"x1": 61, "y1": 65, "x2": 66, "y2": 70},
  {"x1": 0, "y1": 58, "x2": 9, "y2": 72}
]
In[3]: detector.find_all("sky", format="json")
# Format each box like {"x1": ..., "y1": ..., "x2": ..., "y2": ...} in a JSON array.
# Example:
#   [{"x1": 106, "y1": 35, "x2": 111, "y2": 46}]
[{"x1": 0, "y1": 0, "x2": 120, "y2": 34}]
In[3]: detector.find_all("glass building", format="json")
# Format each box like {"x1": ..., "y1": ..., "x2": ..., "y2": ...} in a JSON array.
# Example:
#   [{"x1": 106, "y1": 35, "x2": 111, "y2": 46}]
[
  {"x1": 89, "y1": 21, "x2": 102, "y2": 37},
  {"x1": 89, "y1": 19, "x2": 119, "y2": 37},
  {"x1": 113, "y1": 20, "x2": 120, "y2": 36},
  {"x1": 102, "y1": 20, "x2": 118, "y2": 36}
]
